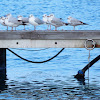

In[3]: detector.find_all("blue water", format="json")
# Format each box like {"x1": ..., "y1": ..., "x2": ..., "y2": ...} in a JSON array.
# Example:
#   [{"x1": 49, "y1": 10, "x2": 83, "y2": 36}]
[{"x1": 0, "y1": 0, "x2": 100, "y2": 100}]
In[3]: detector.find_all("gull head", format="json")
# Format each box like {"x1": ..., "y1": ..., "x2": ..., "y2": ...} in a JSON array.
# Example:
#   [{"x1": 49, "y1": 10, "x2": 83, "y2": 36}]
[
  {"x1": 43, "y1": 14, "x2": 47, "y2": 18},
  {"x1": 18, "y1": 15, "x2": 22, "y2": 18},
  {"x1": 18, "y1": 15, "x2": 23, "y2": 20},
  {"x1": 49, "y1": 14, "x2": 54, "y2": 17},
  {"x1": 49, "y1": 14, "x2": 54, "y2": 19},
  {"x1": 1, "y1": 16, "x2": 5, "y2": 20},
  {"x1": 29, "y1": 14, "x2": 34, "y2": 18},
  {"x1": 6, "y1": 13, "x2": 12, "y2": 17},
  {"x1": 67, "y1": 16, "x2": 72, "y2": 20}
]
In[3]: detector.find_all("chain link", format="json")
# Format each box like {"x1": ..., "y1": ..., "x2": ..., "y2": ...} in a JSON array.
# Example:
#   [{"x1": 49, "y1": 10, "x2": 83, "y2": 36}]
[{"x1": 84, "y1": 39, "x2": 95, "y2": 50}]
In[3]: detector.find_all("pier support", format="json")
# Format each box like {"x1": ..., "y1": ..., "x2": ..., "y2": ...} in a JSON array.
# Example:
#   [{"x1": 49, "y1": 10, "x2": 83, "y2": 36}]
[
  {"x1": 0, "y1": 48, "x2": 6, "y2": 70},
  {"x1": 0, "y1": 48, "x2": 7, "y2": 91}
]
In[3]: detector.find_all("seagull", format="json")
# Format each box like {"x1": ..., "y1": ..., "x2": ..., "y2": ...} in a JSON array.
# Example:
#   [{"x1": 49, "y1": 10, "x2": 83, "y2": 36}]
[
  {"x1": 49, "y1": 14, "x2": 68, "y2": 31},
  {"x1": 5, "y1": 14, "x2": 22, "y2": 31},
  {"x1": 29, "y1": 14, "x2": 44, "y2": 30},
  {"x1": 17, "y1": 15, "x2": 29, "y2": 30},
  {"x1": 43, "y1": 14, "x2": 50, "y2": 30},
  {"x1": 0, "y1": 16, "x2": 8, "y2": 30},
  {"x1": 43, "y1": 14, "x2": 48, "y2": 24},
  {"x1": 67, "y1": 16, "x2": 88, "y2": 30}
]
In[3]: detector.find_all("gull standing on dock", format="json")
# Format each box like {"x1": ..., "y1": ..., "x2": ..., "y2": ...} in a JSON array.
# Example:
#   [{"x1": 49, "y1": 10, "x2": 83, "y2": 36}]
[
  {"x1": 5, "y1": 14, "x2": 22, "y2": 31},
  {"x1": 29, "y1": 14, "x2": 44, "y2": 31},
  {"x1": 67, "y1": 16, "x2": 88, "y2": 30},
  {"x1": 0, "y1": 16, "x2": 8, "y2": 30},
  {"x1": 43, "y1": 14, "x2": 51, "y2": 30},
  {"x1": 18, "y1": 15, "x2": 29, "y2": 30},
  {"x1": 49, "y1": 14, "x2": 68, "y2": 31}
]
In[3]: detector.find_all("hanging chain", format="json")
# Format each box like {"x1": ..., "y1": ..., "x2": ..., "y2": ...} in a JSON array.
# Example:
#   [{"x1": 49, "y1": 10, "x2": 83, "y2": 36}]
[
  {"x1": 88, "y1": 50, "x2": 90, "y2": 84},
  {"x1": 84, "y1": 39, "x2": 95, "y2": 85}
]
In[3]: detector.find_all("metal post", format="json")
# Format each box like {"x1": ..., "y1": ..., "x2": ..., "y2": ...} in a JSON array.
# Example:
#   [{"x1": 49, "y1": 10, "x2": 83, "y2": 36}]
[
  {"x1": 0, "y1": 48, "x2": 6, "y2": 70},
  {"x1": 0, "y1": 48, "x2": 7, "y2": 91}
]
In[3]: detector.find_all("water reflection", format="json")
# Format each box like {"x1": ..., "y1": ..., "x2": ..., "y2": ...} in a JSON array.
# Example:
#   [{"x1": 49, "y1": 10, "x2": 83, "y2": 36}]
[
  {"x1": 0, "y1": 76, "x2": 99, "y2": 99},
  {"x1": 0, "y1": 69, "x2": 7, "y2": 91},
  {"x1": 75, "y1": 77, "x2": 85, "y2": 85}
]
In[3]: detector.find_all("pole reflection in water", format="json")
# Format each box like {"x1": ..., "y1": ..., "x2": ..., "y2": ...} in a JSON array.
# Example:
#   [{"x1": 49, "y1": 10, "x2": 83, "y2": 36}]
[
  {"x1": 0, "y1": 48, "x2": 7, "y2": 91},
  {"x1": 0, "y1": 69, "x2": 7, "y2": 91}
]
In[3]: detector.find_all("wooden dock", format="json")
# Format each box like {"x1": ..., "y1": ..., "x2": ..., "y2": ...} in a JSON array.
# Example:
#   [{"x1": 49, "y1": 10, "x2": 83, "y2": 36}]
[
  {"x1": 0, "y1": 30, "x2": 100, "y2": 48},
  {"x1": 0, "y1": 30, "x2": 100, "y2": 81}
]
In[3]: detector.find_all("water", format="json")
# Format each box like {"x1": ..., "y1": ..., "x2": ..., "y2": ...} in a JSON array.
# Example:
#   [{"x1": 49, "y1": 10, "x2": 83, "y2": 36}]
[{"x1": 0, "y1": 0, "x2": 100, "y2": 99}]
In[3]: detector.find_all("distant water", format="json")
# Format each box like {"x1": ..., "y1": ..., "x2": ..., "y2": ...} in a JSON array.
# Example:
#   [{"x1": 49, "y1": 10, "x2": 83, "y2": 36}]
[{"x1": 0, "y1": 0, "x2": 100, "y2": 100}]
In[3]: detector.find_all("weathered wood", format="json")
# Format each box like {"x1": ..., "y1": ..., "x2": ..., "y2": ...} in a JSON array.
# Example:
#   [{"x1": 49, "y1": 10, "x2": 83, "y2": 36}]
[
  {"x1": 0, "y1": 30, "x2": 100, "y2": 39},
  {"x1": 0, "y1": 30, "x2": 100, "y2": 48}
]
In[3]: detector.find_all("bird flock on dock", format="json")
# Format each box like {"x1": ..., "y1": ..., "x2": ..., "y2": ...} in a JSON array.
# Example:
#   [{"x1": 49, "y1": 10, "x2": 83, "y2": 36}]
[{"x1": 0, "y1": 14, "x2": 88, "y2": 31}]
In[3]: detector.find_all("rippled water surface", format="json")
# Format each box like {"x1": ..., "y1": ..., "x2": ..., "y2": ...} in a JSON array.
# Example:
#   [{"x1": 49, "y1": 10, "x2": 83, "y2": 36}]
[{"x1": 0, "y1": 0, "x2": 100, "y2": 100}]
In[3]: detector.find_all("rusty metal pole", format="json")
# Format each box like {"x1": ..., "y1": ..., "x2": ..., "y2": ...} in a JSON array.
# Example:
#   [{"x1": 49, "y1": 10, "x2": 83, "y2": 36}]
[{"x1": 0, "y1": 48, "x2": 7, "y2": 90}]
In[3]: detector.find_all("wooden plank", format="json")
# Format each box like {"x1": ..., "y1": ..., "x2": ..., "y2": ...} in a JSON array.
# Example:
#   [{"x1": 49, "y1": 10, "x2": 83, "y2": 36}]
[
  {"x1": 0, "y1": 30, "x2": 100, "y2": 39},
  {"x1": 0, "y1": 39, "x2": 100, "y2": 48},
  {"x1": 0, "y1": 30, "x2": 100, "y2": 48}
]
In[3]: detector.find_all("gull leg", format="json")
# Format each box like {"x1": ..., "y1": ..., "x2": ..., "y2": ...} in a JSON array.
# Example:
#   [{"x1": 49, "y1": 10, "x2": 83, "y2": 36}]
[
  {"x1": 7, "y1": 26, "x2": 8, "y2": 31},
  {"x1": 47, "y1": 25, "x2": 49, "y2": 30},
  {"x1": 11, "y1": 27, "x2": 13, "y2": 31},
  {"x1": 50, "y1": 25, "x2": 51, "y2": 30},
  {"x1": 73, "y1": 26, "x2": 75, "y2": 30},
  {"x1": 34, "y1": 26, "x2": 35, "y2": 31},
  {"x1": 34, "y1": 26, "x2": 36, "y2": 31},
  {"x1": 15, "y1": 27, "x2": 16, "y2": 31},
  {"x1": 55, "y1": 27, "x2": 57, "y2": 31},
  {"x1": 24, "y1": 25, "x2": 25, "y2": 30}
]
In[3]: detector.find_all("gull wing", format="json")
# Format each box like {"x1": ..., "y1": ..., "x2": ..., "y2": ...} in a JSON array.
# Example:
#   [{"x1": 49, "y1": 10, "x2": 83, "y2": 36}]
[
  {"x1": 35, "y1": 17, "x2": 44, "y2": 25},
  {"x1": 22, "y1": 17, "x2": 29, "y2": 23},
  {"x1": 70, "y1": 17, "x2": 84, "y2": 25},
  {"x1": 51, "y1": 17, "x2": 64, "y2": 26},
  {"x1": 8, "y1": 16, "x2": 22, "y2": 24}
]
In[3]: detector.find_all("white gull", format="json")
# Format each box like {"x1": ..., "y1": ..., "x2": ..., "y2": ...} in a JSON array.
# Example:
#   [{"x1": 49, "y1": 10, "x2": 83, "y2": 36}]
[
  {"x1": 29, "y1": 14, "x2": 44, "y2": 30},
  {"x1": 0, "y1": 16, "x2": 8, "y2": 30},
  {"x1": 5, "y1": 14, "x2": 22, "y2": 31},
  {"x1": 43, "y1": 14, "x2": 51, "y2": 30},
  {"x1": 67, "y1": 16, "x2": 88, "y2": 30},
  {"x1": 49, "y1": 14, "x2": 68, "y2": 31}
]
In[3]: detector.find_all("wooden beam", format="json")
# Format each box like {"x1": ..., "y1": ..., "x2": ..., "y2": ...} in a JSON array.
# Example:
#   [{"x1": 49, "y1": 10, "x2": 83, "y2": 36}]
[{"x1": 0, "y1": 30, "x2": 100, "y2": 48}]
